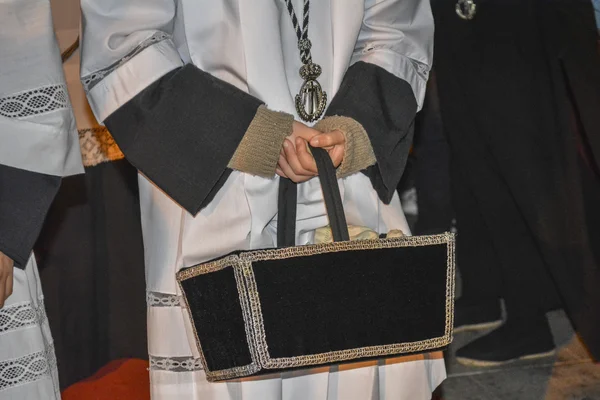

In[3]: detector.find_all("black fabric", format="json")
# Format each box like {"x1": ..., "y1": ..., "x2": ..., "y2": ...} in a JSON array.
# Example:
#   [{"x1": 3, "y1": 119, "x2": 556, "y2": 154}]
[
  {"x1": 104, "y1": 64, "x2": 263, "y2": 216},
  {"x1": 179, "y1": 266, "x2": 253, "y2": 372},
  {"x1": 432, "y1": 0, "x2": 600, "y2": 357},
  {"x1": 253, "y1": 244, "x2": 448, "y2": 358},
  {"x1": 449, "y1": 144, "x2": 559, "y2": 316},
  {"x1": 35, "y1": 159, "x2": 147, "y2": 389},
  {"x1": 277, "y1": 178, "x2": 297, "y2": 248},
  {"x1": 412, "y1": 71, "x2": 454, "y2": 235},
  {"x1": 309, "y1": 147, "x2": 349, "y2": 242},
  {"x1": 326, "y1": 61, "x2": 417, "y2": 204},
  {"x1": 278, "y1": 147, "x2": 350, "y2": 247},
  {"x1": 0, "y1": 164, "x2": 60, "y2": 268}
]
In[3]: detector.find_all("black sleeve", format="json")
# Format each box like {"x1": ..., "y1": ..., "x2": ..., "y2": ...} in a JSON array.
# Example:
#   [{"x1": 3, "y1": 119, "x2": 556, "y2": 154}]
[
  {"x1": 104, "y1": 64, "x2": 264, "y2": 215},
  {"x1": 325, "y1": 61, "x2": 418, "y2": 204},
  {"x1": 0, "y1": 165, "x2": 61, "y2": 269}
]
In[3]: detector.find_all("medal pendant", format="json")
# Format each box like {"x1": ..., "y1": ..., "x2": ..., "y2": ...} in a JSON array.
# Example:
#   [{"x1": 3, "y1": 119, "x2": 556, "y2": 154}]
[
  {"x1": 456, "y1": 0, "x2": 476, "y2": 20},
  {"x1": 295, "y1": 62, "x2": 327, "y2": 122}
]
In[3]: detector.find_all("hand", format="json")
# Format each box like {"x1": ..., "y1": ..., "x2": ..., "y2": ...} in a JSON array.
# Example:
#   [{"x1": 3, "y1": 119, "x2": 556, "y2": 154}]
[
  {"x1": 277, "y1": 124, "x2": 346, "y2": 183},
  {"x1": 0, "y1": 252, "x2": 14, "y2": 309},
  {"x1": 276, "y1": 121, "x2": 320, "y2": 183}
]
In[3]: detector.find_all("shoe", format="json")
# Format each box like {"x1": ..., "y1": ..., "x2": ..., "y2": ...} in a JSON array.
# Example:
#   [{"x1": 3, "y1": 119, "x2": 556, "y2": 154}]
[
  {"x1": 453, "y1": 297, "x2": 502, "y2": 333},
  {"x1": 455, "y1": 317, "x2": 556, "y2": 367}
]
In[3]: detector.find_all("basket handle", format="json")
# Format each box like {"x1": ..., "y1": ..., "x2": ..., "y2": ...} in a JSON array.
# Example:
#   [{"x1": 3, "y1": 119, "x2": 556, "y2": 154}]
[{"x1": 277, "y1": 145, "x2": 350, "y2": 247}]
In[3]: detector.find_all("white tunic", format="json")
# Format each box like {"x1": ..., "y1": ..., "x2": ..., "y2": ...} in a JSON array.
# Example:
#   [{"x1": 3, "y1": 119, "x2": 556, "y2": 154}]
[
  {"x1": 0, "y1": 0, "x2": 83, "y2": 398},
  {"x1": 80, "y1": 0, "x2": 444, "y2": 399}
]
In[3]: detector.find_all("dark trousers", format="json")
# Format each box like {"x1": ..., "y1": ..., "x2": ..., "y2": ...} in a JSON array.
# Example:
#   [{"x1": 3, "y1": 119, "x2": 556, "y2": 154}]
[{"x1": 450, "y1": 144, "x2": 559, "y2": 318}]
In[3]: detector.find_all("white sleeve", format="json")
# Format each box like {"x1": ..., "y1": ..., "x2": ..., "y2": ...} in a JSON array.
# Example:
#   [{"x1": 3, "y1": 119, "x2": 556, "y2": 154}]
[
  {"x1": 351, "y1": 0, "x2": 434, "y2": 110},
  {"x1": 80, "y1": 0, "x2": 184, "y2": 123},
  {"x1": 0, "y1": 0, "x2": 82, "y2": 177},
  {"x1": 79, "y1": 0, "x2": 280, "y2": 215}
]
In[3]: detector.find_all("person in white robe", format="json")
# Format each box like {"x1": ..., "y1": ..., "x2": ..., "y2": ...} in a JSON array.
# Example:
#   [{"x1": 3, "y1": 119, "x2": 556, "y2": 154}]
[
  {"x1": 79, "y1": 0, "x2": 444, "y2": 399},
  {"x1": 31, "y1": 2, "x2": 148, "y2": 388},
  {"x1": 0, "y1": 0, "x2": 84, "y2": 398}
]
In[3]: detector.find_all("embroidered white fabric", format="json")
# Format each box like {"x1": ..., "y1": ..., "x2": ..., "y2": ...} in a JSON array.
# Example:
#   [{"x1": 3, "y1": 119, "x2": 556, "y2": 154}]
[
  {"x1": 147, "y1": 291, "x2": 182, "y2": 307},
  {"x1": 0, "y1": 346, "x2": 57, "y2": 392},
  {"x1": 0, "y1": 301, "x2": 46, "y2": 335},
  {"x1": 0, "y1": 85, "x2": 69, "y2": 119},
  {"x1": 81, "y1": 32, "x2": 170, "y2": 92},
  {"x1": 150, "y1": 355, "x2": 203, "y2": 372},
  {"x1": 78, "y1": 127, "x2": 125, "y2": 167}
]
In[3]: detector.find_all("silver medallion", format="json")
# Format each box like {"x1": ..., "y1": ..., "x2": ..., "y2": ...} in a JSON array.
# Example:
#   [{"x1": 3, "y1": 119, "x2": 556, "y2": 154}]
[
  {"x1": 295, "y1": 62, "x2": 327, "y2": 123},
  {"x1": 456, "y1": 0, "x2": 477, "y2": 20}
]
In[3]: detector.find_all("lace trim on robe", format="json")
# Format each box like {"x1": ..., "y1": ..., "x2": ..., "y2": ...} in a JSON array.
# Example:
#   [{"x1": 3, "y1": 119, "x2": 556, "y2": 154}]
[
  {"x1": 0, "y1": 300, "x2": 47, "y2": 335},
  {"x1": 81, "y1": 32, "x2": 170, "y2": 92},
  {"x1": 149, "y1": 355, "x2": 204, "y2": 372},
  {"x1": 0, "y1": 85, "x2": 69, "y2": 119}
]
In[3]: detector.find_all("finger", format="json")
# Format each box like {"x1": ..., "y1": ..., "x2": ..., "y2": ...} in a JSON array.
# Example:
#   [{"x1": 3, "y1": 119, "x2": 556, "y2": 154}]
[
  {"x1": 277, "y1": 148, "x2": 288, "y2": 178},
  {"x1": 283, "y1": 140, "x2": 315, "y2": 177},
  {"x1": 295, "y1": 138, "x2": 318, "y2": 174},
  {"x1": 276, "y1": 168, "x2": 288, "y2": 178},
  {"x1": 278, "y1": 154, "x2": 299, "y2": 182},
  {"x1": 329, "y1": 145, "x2": 345, "y2": 168},
  {"x1": 310, "y1": 131, "x2": 345, "y2": 148},
  {"x1": 279, "y1": 154, "x2": 310, "y2": 183},
  {"x1": 292, "y1": 121, "x2": 321, "y2": 142},
  {"x1": 0, "y1": 275, "x2": 5, "y2": 309},
  {"x1": 5, "y1": 269, "x2": 12, "y2": 301}
]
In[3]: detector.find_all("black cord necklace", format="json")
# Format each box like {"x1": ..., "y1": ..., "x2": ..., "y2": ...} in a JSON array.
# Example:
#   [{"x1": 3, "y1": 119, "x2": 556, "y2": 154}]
[{"x1": 283, "y1": 0, "x2": 327, "y2": 122}]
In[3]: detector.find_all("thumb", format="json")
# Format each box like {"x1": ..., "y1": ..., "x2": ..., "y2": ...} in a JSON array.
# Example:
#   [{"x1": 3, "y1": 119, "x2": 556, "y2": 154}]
[
  {"x1": 310, "y1": 131, "x2": 344, "y2": 149},
  {"x1": 309, "y1": 133, "x2": 322, "y2": 146},
  {"x1": 309, "y1": 133, "x2": 334, "y2": 149}
]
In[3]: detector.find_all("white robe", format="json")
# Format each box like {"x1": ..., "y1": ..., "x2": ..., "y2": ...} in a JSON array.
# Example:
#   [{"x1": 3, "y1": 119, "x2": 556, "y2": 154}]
[
  {"x1": 0, "y1": 0, "x2": 83, "y2": 398},
  {"x1": 80, "y1": 0, "x2": 445, "y2": 399}
]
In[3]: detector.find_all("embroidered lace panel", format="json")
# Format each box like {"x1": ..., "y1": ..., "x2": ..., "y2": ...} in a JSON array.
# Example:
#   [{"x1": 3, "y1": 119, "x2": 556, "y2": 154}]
[
  {"x1": 0, "y1": 345, "x2": 57, "y2": 392},
  {"x1": 0, "y1": 300, "x2": 46, "y2": 335},
  {"x1": 82, "y1": 32, "x2": 170, "y2": 92},
  {"x1": 0, "y1": 85, "x2": 69, "y2": 118},
  {"x1": 78, "y1": 127, "x2": 125, "y2": 167},
  {"x1": 149, "y1": 355, "x2": 203, "y2": 372},
  {"x1": 146, "y1": 291, "x2": 182, "y2": 308}
]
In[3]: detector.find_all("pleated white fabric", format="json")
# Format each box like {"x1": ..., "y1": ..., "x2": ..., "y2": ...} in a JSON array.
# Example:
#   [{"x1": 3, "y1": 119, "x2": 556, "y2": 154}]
[
  {"x1": 0, "y1": 0, "x2": 83, "y2": 178},
  {"x1": 0, "y1": 258, "x2": 60, "y2": 400}
]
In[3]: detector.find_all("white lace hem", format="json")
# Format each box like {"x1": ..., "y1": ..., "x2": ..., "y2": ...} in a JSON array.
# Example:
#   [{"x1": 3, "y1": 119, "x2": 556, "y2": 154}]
[
  {"x1": 0, "y1": 300, "x2": 47, "y2": 335},
  {"x1": 147, "y1": 291, "x2": 182, "y2": 308},
  {"x1": 0, "y1": 345, "x2": 58, "y2": 393},
  {"x1": 150, "y1": 355, "x2": 204, "y2": 372},
  {"x1": 0, "y1": 84, "x2": 69, "y2": 119}
]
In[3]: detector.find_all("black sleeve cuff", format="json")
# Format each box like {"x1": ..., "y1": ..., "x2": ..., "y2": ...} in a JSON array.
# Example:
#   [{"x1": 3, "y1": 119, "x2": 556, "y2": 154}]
[
  {"x1": 105, "y1": 64, "x2": 264, "y2": 215},
  {"x1": 0, "y1": 165, "x2": 61, "y2": 269},
  {"x1": 325, "y1": 61, "x2": 418, "y2": 204}
]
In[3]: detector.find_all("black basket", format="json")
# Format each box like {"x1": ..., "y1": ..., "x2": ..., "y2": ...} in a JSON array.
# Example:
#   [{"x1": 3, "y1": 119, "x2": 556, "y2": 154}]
[{"x1": 177, "y1": 147, "x2": 455, "y2": 382}]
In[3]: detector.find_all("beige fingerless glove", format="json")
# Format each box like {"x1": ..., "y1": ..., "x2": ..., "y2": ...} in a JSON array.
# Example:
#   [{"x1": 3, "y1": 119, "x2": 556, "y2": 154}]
[
  {"x1": 228, "y1": 105, "x2": 294, "y2": 177},
  {"x1": 314, "y1": 116, "x2": 376, "y2": 178}
]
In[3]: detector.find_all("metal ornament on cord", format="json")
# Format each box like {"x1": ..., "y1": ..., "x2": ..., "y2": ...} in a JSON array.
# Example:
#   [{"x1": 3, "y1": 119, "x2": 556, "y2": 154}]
[
  {"x1": 456, "y1": 0, "x2": 477, "y2": 20},
  {"x1": 283, "y1": 0, "x2": 327, "y2": 122}
]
